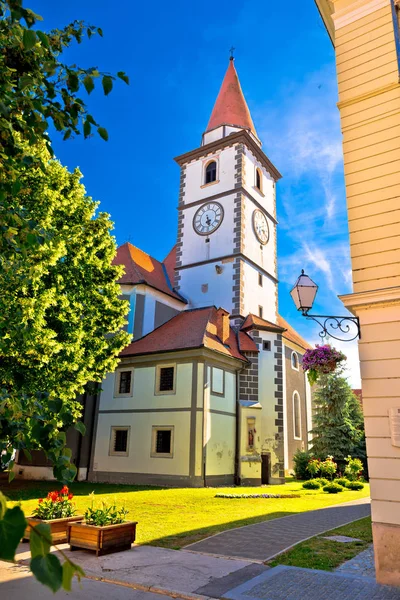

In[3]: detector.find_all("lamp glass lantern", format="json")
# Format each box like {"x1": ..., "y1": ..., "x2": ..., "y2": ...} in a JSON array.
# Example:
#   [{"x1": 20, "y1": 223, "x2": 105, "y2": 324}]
[{"x1": 290, "y1": 270, "x2": 318, "y2": 314}]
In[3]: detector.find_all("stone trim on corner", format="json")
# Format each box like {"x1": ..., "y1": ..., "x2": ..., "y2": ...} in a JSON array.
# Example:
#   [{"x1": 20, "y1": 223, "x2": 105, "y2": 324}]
[
  {"x1": 274, "y1": 333, "x2": 285, "y2": 479},
  {"x1": 175, "y1": 166, "x2": 186, "y2": 289}
]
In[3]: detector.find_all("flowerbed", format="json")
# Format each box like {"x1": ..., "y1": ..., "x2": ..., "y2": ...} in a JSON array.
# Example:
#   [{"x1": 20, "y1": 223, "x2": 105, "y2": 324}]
[{"x1": 215, "y1": 493, "x2": 301, "y2": 499}]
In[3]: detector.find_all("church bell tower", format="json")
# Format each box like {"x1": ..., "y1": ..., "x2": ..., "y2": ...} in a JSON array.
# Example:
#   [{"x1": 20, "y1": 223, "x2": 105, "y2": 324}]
[{"x1": 174, "y1": 58, "x2": 282, "y2": 324}]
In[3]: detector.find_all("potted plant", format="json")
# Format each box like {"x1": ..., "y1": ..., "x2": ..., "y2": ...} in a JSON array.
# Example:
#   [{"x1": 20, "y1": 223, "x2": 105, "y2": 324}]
[
  {"x1": 23, "y1": 486, "x2": 83, "y2": 543},
  {"x1": 67, "y1": 495, "x2": 137, "y2": 556},
  {"x1": 302, "y1": 344, "x2": 346, "y2": 385}
]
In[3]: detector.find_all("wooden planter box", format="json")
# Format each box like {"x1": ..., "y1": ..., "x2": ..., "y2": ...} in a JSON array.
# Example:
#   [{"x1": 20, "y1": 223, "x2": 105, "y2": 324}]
[
  {"x1": 67, "y1": 521, "x2": 138, "y2": 556},
  {"x1": 23, "y1": 515, "x2": 84, "y2": 544}
]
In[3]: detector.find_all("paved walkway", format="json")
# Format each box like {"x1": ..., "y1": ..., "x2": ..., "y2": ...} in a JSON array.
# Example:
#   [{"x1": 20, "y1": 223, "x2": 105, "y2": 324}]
[
  {"x1": 0, "y1": 560, "x2": 165, "y2": 600},
  {"x1": 223, "y1": 565, "x2": 400, "y2": 600},
  {"x1": 336, "y1": 544, "x2": 376, "y2": 579},
  {"x1": 186, "y1": 498, "x2": 371, "y2": 561},
  {"x1": 15, "y1": 542, "x2": 254, "y2": 599}
]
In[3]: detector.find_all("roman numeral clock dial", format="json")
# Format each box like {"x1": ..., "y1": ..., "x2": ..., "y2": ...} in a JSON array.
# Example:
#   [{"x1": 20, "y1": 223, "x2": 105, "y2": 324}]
[
  {"x1": 253, "y1": 209, "x2": 269, "y2": 245},
  {"x1": 193, "y1": 202, "x2": 224, "y2": 235}
]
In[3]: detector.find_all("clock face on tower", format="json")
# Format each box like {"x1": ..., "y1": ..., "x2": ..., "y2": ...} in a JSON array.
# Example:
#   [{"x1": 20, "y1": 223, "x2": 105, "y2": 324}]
[
  {"x1": 193, "y1": 202, "x2": 224, "y2": 236},
  {"x1": 253, "y1": 209, "x2": 269, "y2": 245}
]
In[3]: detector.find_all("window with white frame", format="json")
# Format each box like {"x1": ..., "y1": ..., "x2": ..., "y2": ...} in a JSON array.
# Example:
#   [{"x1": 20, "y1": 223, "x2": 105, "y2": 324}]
[
  {"x1": 293, "y1": 392, "x2": 301, "y2": 440},
  {"x1": 291, "y1": 351, "x2": 299, "y2": 370},
  {"x1": 211, "y1": 367, "x2": 224, "y2": 395},
  {"x1": 114, "y1": 368, "x2": 134, "y2": 397},
  {"x1": 151, "y1": 426, "x2": 174, "y2": 458},
  {"x1": 156, "y1": 364, "x2": 176, "y2": 394},
  {"x1": 109, "y1": 427, "x2": 130, "y2": 456}
]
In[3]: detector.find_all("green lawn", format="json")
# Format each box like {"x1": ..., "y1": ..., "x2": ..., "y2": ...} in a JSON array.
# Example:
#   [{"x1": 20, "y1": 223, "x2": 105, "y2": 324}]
[
  {"x1": 3, "y1": 479, "x2": 370, "y2": 549},
  {"x1": 268, "y1": 516, "x2": 372, "y2": 571}
]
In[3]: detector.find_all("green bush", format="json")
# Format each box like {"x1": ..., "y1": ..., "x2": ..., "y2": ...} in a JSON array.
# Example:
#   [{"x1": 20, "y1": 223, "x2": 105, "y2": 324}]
[
  {"x1": 336, "y1": 477, "x2": 350, "y2": 487},
  {"x1": 314, "y1": 478, "x2": 329, "y2": 486},
  {"x1": 344, "y1": 456, "x2": 364, "y2": 481},
  {"x1": 302, "y1": 480, "x2": 321, "y2": 490},
  {"x1": 323, "y1": 482, "x2": 344, "y2": 494},
  {"x1": 293, "y1": 450, "x2": 313, "y2": 480},
  {"x1": 346, "y1": 481, "x2": 364, "y2": 491}
]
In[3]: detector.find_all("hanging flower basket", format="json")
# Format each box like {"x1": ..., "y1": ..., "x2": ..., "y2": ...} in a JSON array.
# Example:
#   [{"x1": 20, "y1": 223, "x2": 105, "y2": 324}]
[{"x1": 302, "y1": 344, "x2": 346, "y2": 385}]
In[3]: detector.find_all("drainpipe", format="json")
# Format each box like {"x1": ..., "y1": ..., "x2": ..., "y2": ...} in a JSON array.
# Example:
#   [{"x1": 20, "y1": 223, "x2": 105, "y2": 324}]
[{"x1": 235, "y1": 366, "x2": 245, "y2": 486}]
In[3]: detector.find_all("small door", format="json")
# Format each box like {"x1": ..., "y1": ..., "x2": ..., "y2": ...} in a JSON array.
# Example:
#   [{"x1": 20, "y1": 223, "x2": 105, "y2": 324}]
[{"x1": 261, "y1": 454, "x2": 269, "y2": 485}]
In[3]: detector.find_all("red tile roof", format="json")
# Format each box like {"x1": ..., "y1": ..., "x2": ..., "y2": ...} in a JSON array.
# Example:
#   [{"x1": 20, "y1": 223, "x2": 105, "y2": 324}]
[
  {"x1": 121, "y1": 306, "x2": 251, "y2": 362},
  {"x1": 163, "y1": 245, "x2": 176, "y2": 285},
  {"x1": 114, "y1": 242, "x2": 185, "y2": 303},
  {"x1": 241, "y1": 313, "x2": 311, "y2": 352},
  {"x1": 238, "y1": 331, "x2": 259, "y2": 353},
  {"x1": 277, "y1": 315, "x2": 312, "y2": 351},
  {"x1": 241, "y1": 314, "x2": 285, "y2": 333},
  {"x1": 206, "y1": 59, "x2": 257, "y2": 136}
]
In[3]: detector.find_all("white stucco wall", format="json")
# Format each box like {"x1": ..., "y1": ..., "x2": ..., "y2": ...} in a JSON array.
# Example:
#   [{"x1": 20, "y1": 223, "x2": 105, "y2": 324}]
[
  {"x1": 179, "y1": 192, "x2": 236, "y2": 266},
  {"x1": 99, "y1": 363, "x2": 193, "y2": 412},
  {"x1": 93, "y1": 411, "x2": 191, "y2": 476},
  {"x1": 183, "y1": 146, "x2": 237, "y2": 203},
  {"x1": 243, "y1": 197, "x2": 276, "y2": 278},
  {"x1": 242, "y1": 149, "x2": 276, "y2": 217},
  {"x1": 202, "y1": 125, "x2": 243, "y2": 146},
  {"x1": 241, "y1": 262, "x2": 277, "y2": 322},
  {"x1": 178, "y1": 260, "x2": 234, "y2": 311},
  {"x1": 93, "y1": 362, "x2": 194, "y2": 476},
  {"x1": 258, "y1": 332, "x2": 281, "y2": 476},
  {"x1": 119, "y1": 284, "x2": 185, "y2": 338}
]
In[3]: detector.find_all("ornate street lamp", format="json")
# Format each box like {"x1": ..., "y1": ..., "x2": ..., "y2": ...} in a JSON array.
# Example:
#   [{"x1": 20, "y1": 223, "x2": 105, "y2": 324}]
[{"x1": 290, "y1": 270, "x2": 361, "y2": 342}]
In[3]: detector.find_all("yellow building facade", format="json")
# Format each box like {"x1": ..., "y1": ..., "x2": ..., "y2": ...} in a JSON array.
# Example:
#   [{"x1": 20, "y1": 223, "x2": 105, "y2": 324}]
[{"x1": 316, "y1": 0, "x2": 400, "y2": 586}]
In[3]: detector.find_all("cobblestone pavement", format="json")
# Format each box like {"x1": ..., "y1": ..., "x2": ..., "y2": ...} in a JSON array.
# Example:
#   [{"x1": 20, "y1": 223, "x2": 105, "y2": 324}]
[
  {"x1": 223, "y1": 565, "x2": 400, "y2": 600},
  {"x1": 336, "y1": 544, "x2": 376, "y2": 579},
  {"x1": 186, "y1": 498, "x2": 371, "y2": 561}
]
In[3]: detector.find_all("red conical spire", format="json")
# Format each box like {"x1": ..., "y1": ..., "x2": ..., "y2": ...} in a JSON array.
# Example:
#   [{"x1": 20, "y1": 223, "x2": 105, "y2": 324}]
[{"x1": 206, "y1": 58, "x2": 257, "y2": 136}]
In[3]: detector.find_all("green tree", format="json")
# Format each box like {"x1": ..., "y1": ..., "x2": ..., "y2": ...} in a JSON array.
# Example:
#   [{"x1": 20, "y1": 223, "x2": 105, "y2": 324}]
[
  {"x1": 0, "y1": 143, "x2": 130, "y2": 591},
  {"x1": 310, "y1": 370, "x2": 364, "y2": 461},
  {"x1": 0, "y1": 0, "x2": 130, "y2": 589},
  {"x1": 0, "y1": 0, "x2": 128, "y2": 252}
]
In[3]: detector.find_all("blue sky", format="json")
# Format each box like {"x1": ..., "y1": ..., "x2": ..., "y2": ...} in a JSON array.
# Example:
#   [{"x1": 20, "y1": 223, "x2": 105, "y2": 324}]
[{"x1": 31, "y1": 1, "x2": 360, "y2": 385}]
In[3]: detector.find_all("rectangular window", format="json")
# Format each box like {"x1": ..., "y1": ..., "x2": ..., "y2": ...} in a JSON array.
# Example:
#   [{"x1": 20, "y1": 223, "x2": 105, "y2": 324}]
[
  {"x1": 263, "y1": 340, "x2": 271, "y2": 351},
  {"x1": 119, "y1": 371, "x2": 132, "y2": 394},
  {"x1": 157, "y1": 366, "x2": 175, "y2": 393},
  {"x1": 211, "y1": 367, "x2": 224, "y2": 395},
  {"x1": 114, "y1": 368, "x2": 133, "y2": 397},
  {"x1": 258, "y1": 306, "x2": 263, "y2": 319},
  {"x1": 151, "y1": 426, "x2": 174, "y2": 458},
  {"x1": 258, "y1": 273, "x2": 263, "y2": 287},
  {"x1": 247, "y1": 417, "x2": 256, "y2": 450},
  {"x1": 109, "y1": 427, "x2": 130, "y2": 456},
  {"x1": 293, "y1": 393, "x2": 301, "y2": 440}
]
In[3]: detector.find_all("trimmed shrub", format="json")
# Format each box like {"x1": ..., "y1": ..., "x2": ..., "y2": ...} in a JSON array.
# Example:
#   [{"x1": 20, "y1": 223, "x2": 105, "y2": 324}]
[
  {"x1": 336, "y1": 477, "x2": 350, "y2": 487},
  {"x1": 346, "y1": 481, "x2": 364, "y2": 491},
  {"x1": 323, "y1": 482, "x2": 344, "y2": 494},
  {"x1": 314, "y1": 478, "x2": 329, "y2": 486},
  {"x1": 302, "y1": 480, "x2": 321, "y2": 490},
  {"x1": 293, "y1": 449, "x2": 313, "y2": 480}
]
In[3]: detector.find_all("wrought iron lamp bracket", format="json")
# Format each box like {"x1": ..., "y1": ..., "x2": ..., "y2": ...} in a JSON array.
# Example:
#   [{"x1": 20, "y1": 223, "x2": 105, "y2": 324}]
[{"x1": 301, "y1": 311, "x2": 361, "y2": 342}]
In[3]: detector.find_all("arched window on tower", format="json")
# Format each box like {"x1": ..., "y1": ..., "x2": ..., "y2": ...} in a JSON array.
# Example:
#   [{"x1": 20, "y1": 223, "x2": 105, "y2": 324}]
[
  {"x1": 291, "y1": 351, "x2": 299, "y2": 370},
  {"x1": 255, "y1": 168, "x2": 262, "y2": 191},
  {"x1": 205, "y1": 161, "x2": 217, "y2": 184}
]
